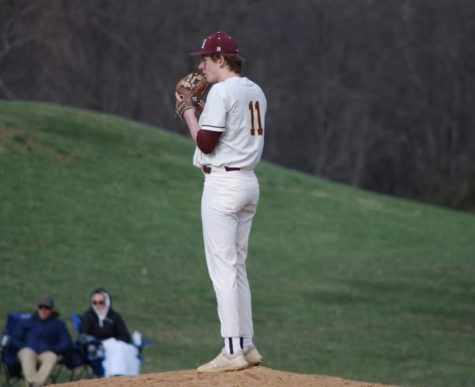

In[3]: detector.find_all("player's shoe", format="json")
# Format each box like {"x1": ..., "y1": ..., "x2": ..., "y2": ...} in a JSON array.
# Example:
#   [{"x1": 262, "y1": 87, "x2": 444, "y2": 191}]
[
  {"x1": 197, "y1": 349, "x2": 249, "y2": 373},
  {"x1": 243, "y1": 345, "x2": 263, "y2": 366}
]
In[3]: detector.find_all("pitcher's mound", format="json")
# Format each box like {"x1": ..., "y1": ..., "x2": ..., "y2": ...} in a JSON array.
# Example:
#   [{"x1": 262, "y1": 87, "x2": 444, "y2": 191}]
[{"x1": 58, "y1": 366, "x2": 394, "y2": 387}]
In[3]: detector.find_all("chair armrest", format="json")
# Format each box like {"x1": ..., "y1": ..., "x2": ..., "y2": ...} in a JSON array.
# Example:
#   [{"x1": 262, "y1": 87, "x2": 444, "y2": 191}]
[{"x1": 1, "y1": 334, "x2": 10, "y2": 348}]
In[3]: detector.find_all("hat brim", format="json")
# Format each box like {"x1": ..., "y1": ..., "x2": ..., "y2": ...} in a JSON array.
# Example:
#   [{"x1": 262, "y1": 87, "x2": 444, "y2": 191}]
[
  {"x1": 190, "y1": 48, "x2": 219, "y2": 56},
  {"x1": 189, "y1": 50, "x2": 206, "y2": 56}
]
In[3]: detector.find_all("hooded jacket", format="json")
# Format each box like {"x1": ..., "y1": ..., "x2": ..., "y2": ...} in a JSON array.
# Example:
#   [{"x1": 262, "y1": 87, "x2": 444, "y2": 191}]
[
  {"x1": 79, "y1": 288, "x2": 131, "y2": 343},
  {"x1": 11, "y1": 311, "x2": 72, "y2": 355}
]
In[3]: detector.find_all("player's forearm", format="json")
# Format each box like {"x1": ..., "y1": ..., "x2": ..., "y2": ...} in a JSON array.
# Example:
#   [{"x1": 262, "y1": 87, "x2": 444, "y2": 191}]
[{"x1": 183, "y1": 109, "x2": 200, "y2": 142}]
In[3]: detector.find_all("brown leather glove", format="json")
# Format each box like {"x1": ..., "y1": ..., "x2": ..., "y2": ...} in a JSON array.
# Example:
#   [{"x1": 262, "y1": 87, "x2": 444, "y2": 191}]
[{"x1": 175, "y1": 72, "x2": 209, "y2": 119}]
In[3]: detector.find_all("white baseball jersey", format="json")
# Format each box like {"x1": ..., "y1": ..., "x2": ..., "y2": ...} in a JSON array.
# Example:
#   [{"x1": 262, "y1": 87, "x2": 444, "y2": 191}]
[{"x1": 193, "y1": 76, "x2": 267, "y2": 169}]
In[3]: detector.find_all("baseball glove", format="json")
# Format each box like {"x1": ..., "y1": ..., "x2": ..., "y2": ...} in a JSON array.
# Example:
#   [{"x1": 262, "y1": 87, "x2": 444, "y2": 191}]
[{"x1": 175, "y1": 72, "x2": 209, "y2": 118}]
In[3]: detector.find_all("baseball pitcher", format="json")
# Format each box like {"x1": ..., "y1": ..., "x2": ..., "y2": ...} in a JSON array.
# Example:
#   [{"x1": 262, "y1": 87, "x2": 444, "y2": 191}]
[{"x1": 175, "y1": 31, "x2": 267, "y2": 373}]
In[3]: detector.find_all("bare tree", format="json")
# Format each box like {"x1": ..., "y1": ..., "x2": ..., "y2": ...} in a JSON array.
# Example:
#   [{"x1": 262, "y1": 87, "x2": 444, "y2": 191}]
[
  {"x1": 0, "y1": 0, "x2": 36, "y2": 98},
  {"x1": 1, "y1": 0, "x2": 474, "y2": 209}
]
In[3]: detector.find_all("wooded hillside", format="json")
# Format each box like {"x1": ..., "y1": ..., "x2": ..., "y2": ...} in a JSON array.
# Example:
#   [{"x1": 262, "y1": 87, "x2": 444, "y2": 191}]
[{"x1": 1, "y1": 0, "x2": 474, "y2": 209}]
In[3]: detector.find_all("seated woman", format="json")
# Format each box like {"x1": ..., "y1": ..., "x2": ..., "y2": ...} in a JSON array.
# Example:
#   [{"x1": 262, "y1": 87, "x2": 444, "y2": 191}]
[{"x1": 79, "y1": 288, "x2": 140, "y2": 377}]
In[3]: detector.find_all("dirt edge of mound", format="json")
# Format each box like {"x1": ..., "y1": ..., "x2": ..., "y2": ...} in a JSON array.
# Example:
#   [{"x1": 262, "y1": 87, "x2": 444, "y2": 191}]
[{"x1": 57, "y1": 366, "x2": 395, "y2": 387}]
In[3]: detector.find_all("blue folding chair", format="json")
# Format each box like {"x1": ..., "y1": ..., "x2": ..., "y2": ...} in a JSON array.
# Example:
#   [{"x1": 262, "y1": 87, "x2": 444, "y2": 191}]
[
  {"x1": 70, "y1": 312, "x2": 152, "y2": 377},
  {"x1": 0, "y1": 311, "x2": 79, "y2": 386},
  {"x1": 69, "y1": 313, "x2": 105, "y2": 378},
  {"x1": 0, "y1": 312, "x2": 32, "y2": 386}
]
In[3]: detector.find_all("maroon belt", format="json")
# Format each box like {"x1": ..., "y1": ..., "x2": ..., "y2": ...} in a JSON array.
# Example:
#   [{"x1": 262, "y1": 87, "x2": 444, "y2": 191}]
[{"x1": 202, "y1": 166, "x2": 241, "y2": 174}]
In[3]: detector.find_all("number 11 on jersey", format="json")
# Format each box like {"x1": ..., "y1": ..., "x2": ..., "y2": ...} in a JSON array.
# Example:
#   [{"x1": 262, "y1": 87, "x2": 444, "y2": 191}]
[{"x1": 249, "y1": 101, "x2": 263, "y2": 136}]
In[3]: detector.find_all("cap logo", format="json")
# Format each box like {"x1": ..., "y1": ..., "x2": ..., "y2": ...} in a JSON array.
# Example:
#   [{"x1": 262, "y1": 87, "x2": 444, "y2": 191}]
[{"x1": 217, "y1": 46, "x2": 221, "y2": 52}]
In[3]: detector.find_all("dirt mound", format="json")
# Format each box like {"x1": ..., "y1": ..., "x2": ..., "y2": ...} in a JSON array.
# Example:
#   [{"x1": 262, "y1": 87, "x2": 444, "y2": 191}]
[{"x1": 58, "y1": 367, "x2": 394, "y2": 387}]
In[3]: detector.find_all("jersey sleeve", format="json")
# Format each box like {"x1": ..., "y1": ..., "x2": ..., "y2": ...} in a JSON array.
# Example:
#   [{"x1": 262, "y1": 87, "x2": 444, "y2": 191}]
[
  {"x1": 199, "y1": 84, "x2": 226, "y2": 132},
  {"x1": 196, "y1": 130, "x2": 221, "y2": 154}
]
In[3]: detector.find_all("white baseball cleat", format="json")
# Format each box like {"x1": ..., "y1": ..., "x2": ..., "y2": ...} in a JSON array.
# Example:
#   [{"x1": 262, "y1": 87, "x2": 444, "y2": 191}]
[
  {"x1": 197, "y1": 349, "x2": 249, "y2": 373},
  {"x1": 243, "y1": 345, "x2": 263, "y2": 366}
]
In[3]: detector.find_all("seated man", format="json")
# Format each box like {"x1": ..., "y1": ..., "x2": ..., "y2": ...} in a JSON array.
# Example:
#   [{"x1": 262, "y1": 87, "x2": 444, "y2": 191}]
[
  {"x1": 10, "y1": 295, "x2": 72, "y2": 387},
  {"x1": 79, "y1": 288, "x2": 140, "y2": 377}
]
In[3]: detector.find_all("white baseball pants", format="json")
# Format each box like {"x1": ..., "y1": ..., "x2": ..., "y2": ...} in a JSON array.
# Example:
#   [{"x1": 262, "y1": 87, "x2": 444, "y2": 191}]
[{"x1": 201, "y1": 167, "x2": 259, "y2": 338}]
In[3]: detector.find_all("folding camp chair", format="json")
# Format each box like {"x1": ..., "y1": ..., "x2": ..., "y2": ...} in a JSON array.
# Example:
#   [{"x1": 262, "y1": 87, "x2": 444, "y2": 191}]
[
  {"x1": 69, "y1": 312, "x2": 105, "y2": 378},
  {"x1": 70, "y1": 312, "x2": 152, "y2": 378},
  {"x1": 0, "y1": 311, "x2": 79, "y2": 386},
  {"x1": 0, "y1": 312, "x2": 68, "y2": 386},
  {"x1": 0, "y1": 312, "x2": 31, "y2": 386}
]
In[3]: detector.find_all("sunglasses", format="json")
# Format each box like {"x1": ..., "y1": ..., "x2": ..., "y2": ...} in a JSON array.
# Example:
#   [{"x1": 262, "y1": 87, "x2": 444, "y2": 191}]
[
  {"x1": 92, "y1": 300, "x2": 105, "y2": 305},
  {"x1": 38, "y1": 305, "x2": 52, "y2": 310}
]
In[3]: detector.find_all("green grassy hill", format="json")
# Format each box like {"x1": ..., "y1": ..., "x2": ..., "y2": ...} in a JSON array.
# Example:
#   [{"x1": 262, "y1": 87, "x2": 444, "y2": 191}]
[{"x1": 1, "y1": 101, "x2": 474, "y2": 387}]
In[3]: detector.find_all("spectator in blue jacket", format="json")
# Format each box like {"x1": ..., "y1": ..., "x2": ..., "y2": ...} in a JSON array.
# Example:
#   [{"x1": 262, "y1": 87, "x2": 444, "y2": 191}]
[{"x1": 11, "y1": 295, "x2": 72, "y2": 387}]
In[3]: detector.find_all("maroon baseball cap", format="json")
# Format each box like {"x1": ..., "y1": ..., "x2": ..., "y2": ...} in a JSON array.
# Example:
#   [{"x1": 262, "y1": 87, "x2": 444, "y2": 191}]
[{"x1": 190, "y1": 31, "x2": 239, "y2": 56}]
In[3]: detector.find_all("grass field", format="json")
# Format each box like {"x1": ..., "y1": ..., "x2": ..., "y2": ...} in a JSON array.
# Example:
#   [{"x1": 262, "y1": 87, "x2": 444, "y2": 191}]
[{"x1": 1, "y1": 100, "x2": 474, "y2": 387}]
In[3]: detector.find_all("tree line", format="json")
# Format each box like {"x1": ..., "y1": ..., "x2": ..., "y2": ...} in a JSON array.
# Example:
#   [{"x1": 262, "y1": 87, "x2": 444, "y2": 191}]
[{"x1": 1, "y1": 0, "x2": 474, "y2": 210}]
